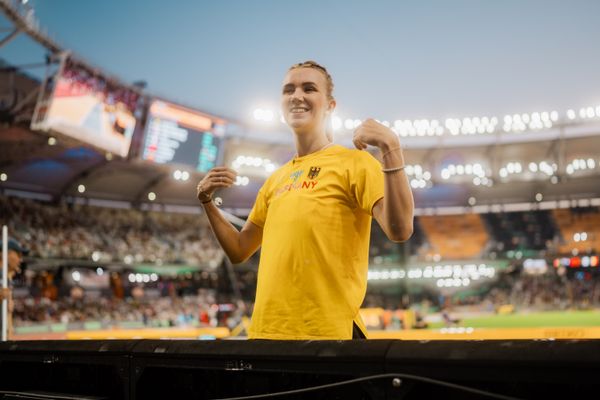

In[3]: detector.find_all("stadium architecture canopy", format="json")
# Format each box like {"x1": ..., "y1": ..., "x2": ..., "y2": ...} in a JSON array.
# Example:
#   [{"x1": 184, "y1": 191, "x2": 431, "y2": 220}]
[{"x1": 1, "y1": 0, "x2": 600, "y2": 217}]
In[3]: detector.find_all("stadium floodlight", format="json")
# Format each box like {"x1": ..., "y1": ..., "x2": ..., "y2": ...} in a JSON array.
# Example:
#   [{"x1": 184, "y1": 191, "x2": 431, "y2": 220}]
[
  {"x1": 587, "y1": 159, "x2": 596, "y2": 169},
  {"x1": 586, "y1": 107, "x2": 595, "y2": 118},
  {"x1": 293, "y1": 101, "x2": 598, "y2": 138},
  {"x1": 0, "y1": 173, "x2": 6, "y2": 182},
  {"x1": 253, "y1": 109, "x2": 264, "y2": 120},
  {"x1": 77, "y1": 184, "x2": 85, "y2": 193},
  {"x1": 331, "y1": 115, "x2": 342, "y2": 131},
  {"x1": 148, "y1": 192, "x2": 156, "y2": 201},
  {"x1": 253, "y1": 108, "x2": 275, "y2": 122},
  {"x1": 535, "y1": 193, "x2": 543, "y2": 202},
  {"x1": 232, "y1": 155, "x2": 277, "y2": 176},
  {"x1": 263, "y1": 109, "x2": 274, "y2": 121},
  {"x1": 234, "y1": 176, "x2": 250, "y2": 186},
  {"x1": 529, "y1": 162, "x2": 538, "y2": 172}
]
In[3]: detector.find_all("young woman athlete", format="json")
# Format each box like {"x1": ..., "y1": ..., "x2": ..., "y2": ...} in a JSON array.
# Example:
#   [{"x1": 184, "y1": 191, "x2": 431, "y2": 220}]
[{"x1": 197, "y1": 61, "x2": 414, "y2": 339}]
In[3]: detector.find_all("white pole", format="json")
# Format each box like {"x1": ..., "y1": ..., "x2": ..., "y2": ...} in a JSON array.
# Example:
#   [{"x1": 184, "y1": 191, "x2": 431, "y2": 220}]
[{"x1": 2, "y1": 225, "x2": 8, "y2": 342}]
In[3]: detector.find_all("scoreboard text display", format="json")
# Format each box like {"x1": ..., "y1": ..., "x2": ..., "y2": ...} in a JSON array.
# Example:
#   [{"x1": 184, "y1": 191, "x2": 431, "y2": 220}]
[{"x1": 142, "y1": 101, "x2": 225, "y2": 172}]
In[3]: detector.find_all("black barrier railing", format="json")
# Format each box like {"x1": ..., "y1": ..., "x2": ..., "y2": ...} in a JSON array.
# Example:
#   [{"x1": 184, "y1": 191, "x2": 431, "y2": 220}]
[{"x1": 0, "y1": 339, "x2": 599, "y2": 399}]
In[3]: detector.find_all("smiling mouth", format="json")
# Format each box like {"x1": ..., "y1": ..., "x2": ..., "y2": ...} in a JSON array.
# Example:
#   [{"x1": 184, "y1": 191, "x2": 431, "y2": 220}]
[{"x1": 290, "y1": 107, "x2": 310, "y2": 114}]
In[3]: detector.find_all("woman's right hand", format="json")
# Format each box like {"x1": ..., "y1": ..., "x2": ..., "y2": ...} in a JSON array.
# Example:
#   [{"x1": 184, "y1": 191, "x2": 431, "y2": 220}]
[{"x1": 197, "y1": 167, "x2": 237, "y2": 203}]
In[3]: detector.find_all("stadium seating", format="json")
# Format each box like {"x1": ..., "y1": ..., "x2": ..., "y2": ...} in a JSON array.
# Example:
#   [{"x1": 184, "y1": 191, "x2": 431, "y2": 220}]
[
  {"x1": 418, "y1": 214, "x2": 489, "y2": 259},
  {"x1": 553, "y1": 207, "x2": 600, "y2": 254},
  {"x1": 483, "y1": 210, "x2": 558, "y2": 258}
]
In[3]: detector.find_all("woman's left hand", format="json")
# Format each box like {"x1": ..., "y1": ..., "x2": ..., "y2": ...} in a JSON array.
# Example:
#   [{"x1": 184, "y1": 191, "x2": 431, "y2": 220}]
[{"x1": 352, "y1": 118, "x2": 400, "y2": 151}]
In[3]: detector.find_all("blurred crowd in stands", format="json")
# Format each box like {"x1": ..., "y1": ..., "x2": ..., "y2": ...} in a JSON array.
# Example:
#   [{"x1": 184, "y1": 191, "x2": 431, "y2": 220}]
[
  {"x1": 1, "y1": 196, "x2": 224, "y2": 267},
  {"x1": 2, "y1": 194, "x2": 599, "y2": 332},
  {"x1": 482, "y1": 269, "x2": 600, "y2": 311},
  {"x1": 14, "y1": 292, "x2": 247, "y2": 330}
]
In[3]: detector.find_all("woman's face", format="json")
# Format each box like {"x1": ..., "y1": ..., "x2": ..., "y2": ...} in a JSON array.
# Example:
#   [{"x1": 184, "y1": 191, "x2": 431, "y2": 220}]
[{"x1": 281, "y1": 67, "x2": 335, "y2": 134}]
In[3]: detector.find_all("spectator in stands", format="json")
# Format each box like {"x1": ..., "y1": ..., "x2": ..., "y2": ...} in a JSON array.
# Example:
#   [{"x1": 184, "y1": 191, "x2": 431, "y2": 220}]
[{"x1": 197, "y1": 60, "x2": 414, "y2": 340}]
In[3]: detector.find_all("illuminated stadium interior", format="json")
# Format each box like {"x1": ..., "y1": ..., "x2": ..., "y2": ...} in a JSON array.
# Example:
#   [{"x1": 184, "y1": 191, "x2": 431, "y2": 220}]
[
  {"x1": 3, "y1": 2, "x2": 600, "y2": 399},
  {"x1": 1, "y1": 0, "x2": 600, "y2": 344}
]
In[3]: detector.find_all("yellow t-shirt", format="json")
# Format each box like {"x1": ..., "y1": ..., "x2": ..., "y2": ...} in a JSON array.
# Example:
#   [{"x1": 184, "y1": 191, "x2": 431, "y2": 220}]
[{"x1": 247, "y1": 144, "x2": 385, "y2": 340}]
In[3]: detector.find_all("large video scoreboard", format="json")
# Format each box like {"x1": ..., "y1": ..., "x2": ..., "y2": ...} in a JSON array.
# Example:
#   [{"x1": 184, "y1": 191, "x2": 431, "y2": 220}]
[
  {"x1": 141, "y1": 100, "x2": 225, "y2": 172},
  {"x1": 31, "y1": 58, "x2": 140, "y2": 157}
]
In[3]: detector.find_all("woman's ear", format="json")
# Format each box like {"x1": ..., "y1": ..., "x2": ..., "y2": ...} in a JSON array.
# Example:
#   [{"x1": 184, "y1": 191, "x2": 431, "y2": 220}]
[{"x1": 327, "y1": 99, "x2": 337, "y2": 114}]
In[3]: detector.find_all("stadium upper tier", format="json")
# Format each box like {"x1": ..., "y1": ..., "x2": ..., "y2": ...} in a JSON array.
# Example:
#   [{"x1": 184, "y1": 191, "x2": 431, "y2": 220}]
[
  {"x1": 3, "y1": 0, "x2": 600, "y2": 144},
  {"x1": 1, "y1": 0, "x2": 600, "y2": 209}
]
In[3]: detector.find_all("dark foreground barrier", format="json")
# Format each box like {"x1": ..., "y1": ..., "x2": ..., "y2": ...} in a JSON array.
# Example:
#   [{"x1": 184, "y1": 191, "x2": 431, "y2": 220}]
[{"x1": 0, "y1": 339, "x2": 599, "y2": 399}]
